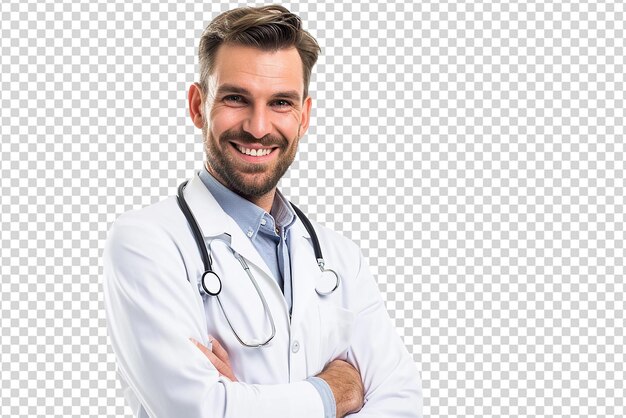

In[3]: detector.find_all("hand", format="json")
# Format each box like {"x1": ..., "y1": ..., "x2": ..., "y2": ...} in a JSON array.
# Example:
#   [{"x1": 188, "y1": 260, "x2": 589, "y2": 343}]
[
  {"x1": 190, "y1": 336, "x2": 238, "y2": 382},
  {"x1": 316, "y1": 359, "x2": 365, "y2": 418}
]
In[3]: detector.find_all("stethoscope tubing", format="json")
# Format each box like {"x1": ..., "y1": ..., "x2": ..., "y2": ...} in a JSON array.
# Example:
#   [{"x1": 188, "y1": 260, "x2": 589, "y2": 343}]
[
  {"x1": 213, "y1": 243, "x2": 276, "y2": 348},
  {"x1": 175, "y1": 178, "x2": 340, "y2": 347},
  {"x1": 177, "y1": 180, "x2": 212, "y2": 274},
  {"x1": 177, "y1": 179, "x2": 327, "y2": 272}
]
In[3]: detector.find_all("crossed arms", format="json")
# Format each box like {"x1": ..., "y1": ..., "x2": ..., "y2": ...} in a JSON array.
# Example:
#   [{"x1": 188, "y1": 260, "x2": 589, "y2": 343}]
[
  {"x1": 104, "y1": 214, "x2": 423, "y2": 417},
  {"x1": 191, "y1": 336, "x2": 365, "y2": 417}
]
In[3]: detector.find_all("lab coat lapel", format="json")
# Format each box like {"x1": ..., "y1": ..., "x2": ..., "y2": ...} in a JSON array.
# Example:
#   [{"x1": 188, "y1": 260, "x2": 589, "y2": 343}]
[
  {"x1": 288, "y1": 217, "x2": 321, "y2": 326},
  {"x1": 182, "y1": 170, "x2": 275, "y2": 282}
]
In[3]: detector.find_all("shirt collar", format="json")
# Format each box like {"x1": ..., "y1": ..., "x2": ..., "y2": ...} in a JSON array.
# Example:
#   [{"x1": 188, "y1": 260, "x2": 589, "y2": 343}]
[
  {"x1": 271, "y1": 187, "x2": 297, "y2": 232},
  {"x1": 198, "y1": 164, "x2": 296, "y2": 239}
]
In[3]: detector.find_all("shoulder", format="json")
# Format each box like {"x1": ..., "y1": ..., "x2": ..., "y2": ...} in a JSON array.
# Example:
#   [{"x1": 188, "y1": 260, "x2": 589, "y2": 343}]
[
  {"x1": 102, "y1": 195, "x2": 206, "y2": 291},
  {"x1": 103, "y1": 195, "x2": 201, "y2": 265},
  {"x1": 308, "y1": 219, "x2": 360, "y2": 253},
  {"x1": 106, "y1": 197, "x2": 183, "y2": 243}
]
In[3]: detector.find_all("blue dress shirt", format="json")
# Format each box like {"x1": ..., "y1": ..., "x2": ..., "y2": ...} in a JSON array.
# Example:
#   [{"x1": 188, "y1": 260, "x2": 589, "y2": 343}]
[{"x1": 199, "y1": 166, "x2": 336, "y2": 418}]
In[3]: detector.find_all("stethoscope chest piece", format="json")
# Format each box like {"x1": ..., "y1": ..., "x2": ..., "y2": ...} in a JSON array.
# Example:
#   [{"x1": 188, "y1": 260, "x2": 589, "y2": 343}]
[
  {"x1": 315, "y1": 264, "x2": 340, "y2": 296},
  {"x1": 201, "y1": 270, "x2": 222, "y2": 296}
]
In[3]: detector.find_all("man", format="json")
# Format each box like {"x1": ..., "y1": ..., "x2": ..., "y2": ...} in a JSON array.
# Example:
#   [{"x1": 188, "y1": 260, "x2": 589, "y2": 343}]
[{"x1": 103, "y1": 5, "x2": 422, "y2": 418}]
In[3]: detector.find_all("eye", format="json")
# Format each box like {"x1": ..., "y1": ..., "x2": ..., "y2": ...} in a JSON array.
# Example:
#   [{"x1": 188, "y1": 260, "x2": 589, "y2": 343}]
[
  {"x1": 272, "y1": 99, "x2": 292, "y2": 108},
  {"x1": 224, "y1": 95, "x2": 246, "y2": 104}
]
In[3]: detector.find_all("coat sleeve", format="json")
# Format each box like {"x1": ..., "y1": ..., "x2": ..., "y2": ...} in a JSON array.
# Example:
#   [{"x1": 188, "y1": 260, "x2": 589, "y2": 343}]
[
  {"x1": 102, "y1": 213, "x2": 325, "y2": 418},
  {"x1": 344, "y1": 248, "x2": 424, "y2": 417}
]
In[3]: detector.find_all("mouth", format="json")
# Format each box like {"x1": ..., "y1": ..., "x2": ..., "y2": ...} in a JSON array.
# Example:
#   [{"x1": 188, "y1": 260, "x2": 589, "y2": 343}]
[{"x1": 230, "y1": 142, "x2": 279, "y2": 163}]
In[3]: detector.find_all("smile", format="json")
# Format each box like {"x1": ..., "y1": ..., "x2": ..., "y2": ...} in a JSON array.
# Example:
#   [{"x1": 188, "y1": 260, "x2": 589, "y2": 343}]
[{"x1": 234, "y1": 144, "x2": 275, "y2": 157}]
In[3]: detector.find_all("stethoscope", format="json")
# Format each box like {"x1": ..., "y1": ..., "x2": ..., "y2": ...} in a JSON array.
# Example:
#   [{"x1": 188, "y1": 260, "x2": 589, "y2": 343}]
[{"x1": 176, "y1": 179, "x2": 340, "y2": 348}]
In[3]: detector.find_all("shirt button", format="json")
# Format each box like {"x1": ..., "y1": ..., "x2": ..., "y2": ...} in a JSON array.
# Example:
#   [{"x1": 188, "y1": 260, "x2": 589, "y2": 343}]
[
  {"x1": 260, "y1": 219, "x2": 267, "y2": 226},
  {"x1": 246, "y1": 229, "x2": 253, "y2": 238},
  {"x1": 291, "y1": 340, "x2": 300, "y2": 353}
]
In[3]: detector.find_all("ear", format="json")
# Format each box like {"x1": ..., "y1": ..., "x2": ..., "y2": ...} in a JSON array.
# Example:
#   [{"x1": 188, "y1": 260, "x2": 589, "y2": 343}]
[
  {"x1": 298, "y1": 96, "x2": 313, "y2": 136},
  {"x1": 188, "y1": 82, "x2": 205, "y2": 129}
]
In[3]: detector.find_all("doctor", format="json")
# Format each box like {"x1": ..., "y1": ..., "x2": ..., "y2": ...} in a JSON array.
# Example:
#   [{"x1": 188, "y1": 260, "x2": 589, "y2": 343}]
[{"x1": 103, "y1": 4, "x2": 422, "y2": 418}]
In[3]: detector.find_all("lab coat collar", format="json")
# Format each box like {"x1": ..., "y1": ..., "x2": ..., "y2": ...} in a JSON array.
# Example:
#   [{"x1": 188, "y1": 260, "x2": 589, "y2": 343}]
[
  {"x1": 182, "y1": 170, "x2": 231, "y2": 237},
  {"x1": 287, "y1": 203, "x2": 312, "y2": 239},
  {"x1": 184, "y1": 169, "x2": 312, "y2": 240}
]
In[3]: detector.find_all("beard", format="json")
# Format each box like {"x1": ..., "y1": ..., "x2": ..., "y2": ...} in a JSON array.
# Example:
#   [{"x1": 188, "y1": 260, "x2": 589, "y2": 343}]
[{"x1": 203, "y1": 126, "x2": 300, "y2": 199}]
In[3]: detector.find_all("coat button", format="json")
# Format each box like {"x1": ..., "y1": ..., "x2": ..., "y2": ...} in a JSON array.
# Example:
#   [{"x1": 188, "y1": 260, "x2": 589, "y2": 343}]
[{"x1": 291, "y1": 340, "x2": 300, "y2": 353}]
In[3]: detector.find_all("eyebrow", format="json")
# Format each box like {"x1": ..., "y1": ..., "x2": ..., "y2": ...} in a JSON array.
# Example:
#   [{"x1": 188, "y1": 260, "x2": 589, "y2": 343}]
[{"x1": 216, "y1": 84, "x2": 302, "y2": 103}]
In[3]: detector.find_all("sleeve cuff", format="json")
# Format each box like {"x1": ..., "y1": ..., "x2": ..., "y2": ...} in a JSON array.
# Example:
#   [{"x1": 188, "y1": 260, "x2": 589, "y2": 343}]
[{"x1": 306, "y1": 376, "x2": 336, "y2": 418}]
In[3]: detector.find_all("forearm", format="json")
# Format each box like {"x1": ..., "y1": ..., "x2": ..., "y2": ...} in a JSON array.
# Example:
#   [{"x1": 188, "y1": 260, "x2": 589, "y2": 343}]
[
  {"x1": 116, "y1": 357, "x2": 325, "y2": 418},
  {"x1": 314, "y1": 360, "x2": 365, "y2": 418},
  {"x1": 107, "y1": 279, "x2": 326, "y2": 418},
  {"x1": 104, "y1": 218, "x2": 326, "y2": 418}
]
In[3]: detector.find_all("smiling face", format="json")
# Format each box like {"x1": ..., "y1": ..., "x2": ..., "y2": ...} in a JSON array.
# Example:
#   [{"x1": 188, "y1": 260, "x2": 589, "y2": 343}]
[{"x1": 189, "y1": 43, "x2": 312, "y2": 210}]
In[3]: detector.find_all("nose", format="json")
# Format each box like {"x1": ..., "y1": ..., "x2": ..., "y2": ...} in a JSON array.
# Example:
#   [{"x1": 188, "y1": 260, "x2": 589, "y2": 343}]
[{"x1": 242, "y1": 105, "x2": 272, "y2": 139}]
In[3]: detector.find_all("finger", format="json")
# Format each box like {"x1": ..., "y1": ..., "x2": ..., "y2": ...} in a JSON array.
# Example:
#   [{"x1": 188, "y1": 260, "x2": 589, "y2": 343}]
[
  {"x1": 189, "y1": 338, "x2": 229, "y2": 374},
  {"x1": 209, "y1": 336, "x2": 231, "y2": 366},
  {"x1": 189, "y1": 338, "x2": 212, "y2": 359},
  {"x1": 190, "y1": 338, "x2": 238, "y2": 382}
]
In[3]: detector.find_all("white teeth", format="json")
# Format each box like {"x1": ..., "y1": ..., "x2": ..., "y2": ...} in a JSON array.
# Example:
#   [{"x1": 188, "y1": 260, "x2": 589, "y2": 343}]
[{"x1": 236, "y1": 145, "x2": 272, "y2": 156}]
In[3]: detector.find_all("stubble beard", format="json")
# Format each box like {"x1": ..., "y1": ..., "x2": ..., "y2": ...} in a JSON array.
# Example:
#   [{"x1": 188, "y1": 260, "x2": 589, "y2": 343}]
[{"x1": 203, "y1": 126, "x2": 300, "y2": 199}]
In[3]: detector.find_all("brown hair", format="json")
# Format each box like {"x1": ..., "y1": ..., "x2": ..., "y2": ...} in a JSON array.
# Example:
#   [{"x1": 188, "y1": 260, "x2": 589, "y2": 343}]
[{"x1": 198, "y1": 4, "x2": 321, "y2": 100}]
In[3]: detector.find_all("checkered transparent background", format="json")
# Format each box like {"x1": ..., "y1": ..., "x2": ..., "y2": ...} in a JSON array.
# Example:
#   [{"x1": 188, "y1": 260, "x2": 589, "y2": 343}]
[{"x1": 1, "y1": 0, "x2": 624, "y2": 417}]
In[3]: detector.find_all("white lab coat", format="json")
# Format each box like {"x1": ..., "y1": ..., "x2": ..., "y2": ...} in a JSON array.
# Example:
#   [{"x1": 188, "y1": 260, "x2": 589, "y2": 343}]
[{"x1": 103, "y1": 170, "x2": 423, "y2": 417}]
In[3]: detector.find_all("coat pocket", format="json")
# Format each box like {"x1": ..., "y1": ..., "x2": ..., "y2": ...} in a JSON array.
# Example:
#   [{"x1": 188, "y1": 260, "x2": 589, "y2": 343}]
[{"x1": 317, "y1": 304, "x2": 356, "y2": 364}]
